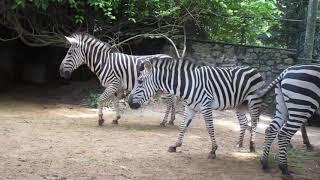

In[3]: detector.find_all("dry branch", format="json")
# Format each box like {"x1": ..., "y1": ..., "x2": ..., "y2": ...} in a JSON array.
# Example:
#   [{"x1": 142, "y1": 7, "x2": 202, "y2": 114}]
[{"x1": 111, "y1": 33, "x2": 182, "y2": 59}]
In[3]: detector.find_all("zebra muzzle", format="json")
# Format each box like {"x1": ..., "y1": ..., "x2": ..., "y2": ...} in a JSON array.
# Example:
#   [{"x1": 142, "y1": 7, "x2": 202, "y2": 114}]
[
  {"x1": 128, "y1": 95, "x2": 141, "y2": 109},
  {"x1": 60, "y1": 70, "x2": 71, "y2": 79}
]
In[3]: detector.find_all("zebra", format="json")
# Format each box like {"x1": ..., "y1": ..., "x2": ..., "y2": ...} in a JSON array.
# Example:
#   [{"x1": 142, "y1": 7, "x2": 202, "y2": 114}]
[
  {"x1": 257, "y1": 64, "x2": 320, "y2": 177},
  {"x1": 128, "y1": 57, "x2": 265, "y2": 158},
  {"x1": 59, "y1": 33, "x2": 176, "y2": 126}
]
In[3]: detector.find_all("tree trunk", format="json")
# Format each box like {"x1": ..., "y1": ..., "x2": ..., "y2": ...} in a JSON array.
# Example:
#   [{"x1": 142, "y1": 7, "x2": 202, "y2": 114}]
[
  {"x1": 299, "y1": 0, "x2": 319, "y2": 149},
  {"x1": 303, "y1": 0, "x2": 319, "y2": 62}
]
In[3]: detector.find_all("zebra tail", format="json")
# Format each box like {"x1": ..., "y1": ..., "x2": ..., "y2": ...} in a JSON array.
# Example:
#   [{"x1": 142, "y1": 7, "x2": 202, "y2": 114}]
[{"x1": 256, "y1": 72, "x2": 285, "y2": 98}]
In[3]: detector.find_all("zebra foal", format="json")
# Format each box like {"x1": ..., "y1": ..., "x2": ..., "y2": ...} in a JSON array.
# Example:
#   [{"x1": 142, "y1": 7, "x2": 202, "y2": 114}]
[
  {"x1": 257, "y1": 64, "x2": 320, "y2": 177},
  {"x1": 128, "y1": 57, "x2": 265, "y2": 158},
  {"x1": 59, "y1": 33, "x2": 176, "y2": 126}
]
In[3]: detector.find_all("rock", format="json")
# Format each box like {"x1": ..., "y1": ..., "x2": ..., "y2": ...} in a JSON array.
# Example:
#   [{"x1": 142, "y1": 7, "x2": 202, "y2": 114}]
[
  {"x1": 215, "y1": 55, "x2": 225, "y2": 64},
  {"x1": 250, "y1": 53, "x2": 258, "y2": 60},
  {"x1": 266, "y1": 72, "x2": 273, "y2": 78},
  {"x1": 266, "y1": 60, "x2": 275, "y2": 66},
  {"x1": 224, "y1": 48, "x2": 235, "y2": 59},
  {"x1": 243, "y1": 58, "x2": 252, "y2": 64},
  {"x1": 251, "y1": 64, "x2": 260, "y2": 69},
  {"x1": 263, "y1": 54, "x2": 271, "y2": 61},
  {"x1": 284, "y1": 58, "x2": 294, "y2": 64},
  {"x1": 276, "y1": 58, "x2": 282, "y2": 64},
  {"x1": 276, "y1": 64, "x2": 288, "y2": 70},
  {"x1": 212, "y1": 44, "x2": 222, "y2": 51},
  {"x1": 254, "y1": 48, "x2": 261, "y2": 53},
  {"x1": 274, "y1": 52, "x2": 281, "y2": 57},
  {"x1": 260, "y1": 65, "x2": 271, "y2": 71},
  {"x1": 247, "y1": 48, "x2": 254, "y2": 53},
  {"x1": 211, "y1": 51, "x2": 221, "y2": 58}
]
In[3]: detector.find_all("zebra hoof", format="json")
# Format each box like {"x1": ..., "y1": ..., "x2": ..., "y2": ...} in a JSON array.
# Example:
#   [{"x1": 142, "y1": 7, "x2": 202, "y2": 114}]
[
  {"x1": 260, "y1": 159, "x2": 270, "y2": 171},
  {"x1": 279, "y1": 164, "x2": 290, "y2": 176},
  {"x1": 208, "y1": 151, "x2": 216, "y2": 159},
  {"x1": 160, "y1": 122, "x2": 166, "y2": 127},
  {"x1": 168, "y1": 146, "x2": 177, "y2": 153},
  {"x1": 98, "y1": 119, "x2": 105, "y2": 126},
  {"x1": 167, "y1": 122, "x2": 174, "y2": 126},
  {"x1": 281, "y1": 174, "x2": 294, "y2": 180},
  {"x1": 287, "y1": 143, "x2": 293, "y2": 150},
  {"x1": 236, "y1": 143, "x2": 243, "y2": 148},
  {"x1": 112, "y1": 120, "x2": 119, "y2": 125},
  {"x1": 250, "y1": 142, "x2": 256, "y2": 152},
  {"x1": 306, "y1": 144, "x2": 314, "y2": 151}
]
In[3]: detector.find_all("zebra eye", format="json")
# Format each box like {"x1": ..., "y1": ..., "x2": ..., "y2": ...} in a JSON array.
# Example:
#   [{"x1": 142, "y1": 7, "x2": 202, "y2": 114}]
[
  {"x1": 138, "y1": 79, "x2": 143, "y2": 84},
  {"x1": 67, "y1": 52, "x2": 72, "y2": 55}
]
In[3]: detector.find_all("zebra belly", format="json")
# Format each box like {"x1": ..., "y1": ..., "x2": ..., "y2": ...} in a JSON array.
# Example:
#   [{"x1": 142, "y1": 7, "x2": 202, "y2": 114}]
[
  {"x1": 210, "y1": 99, "x2": 235, "y2": 110},
  {"x1": 211, "y1": 100, "x2": 221, "y2": 110}
]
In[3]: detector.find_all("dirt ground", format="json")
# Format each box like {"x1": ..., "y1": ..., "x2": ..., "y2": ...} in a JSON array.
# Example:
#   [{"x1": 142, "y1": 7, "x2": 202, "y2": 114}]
[{"x1": 0, "y1": 82, "x2": 320, "y2": 180}]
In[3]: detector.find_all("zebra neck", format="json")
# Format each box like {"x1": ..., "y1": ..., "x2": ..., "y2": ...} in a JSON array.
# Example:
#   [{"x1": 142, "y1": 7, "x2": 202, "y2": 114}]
[
  {"x1": 82, "y1": 41, "x2": 109, "y2": 81},
  {"x1": 154, "y1": 59, "x2": 194, "y2": 99}
]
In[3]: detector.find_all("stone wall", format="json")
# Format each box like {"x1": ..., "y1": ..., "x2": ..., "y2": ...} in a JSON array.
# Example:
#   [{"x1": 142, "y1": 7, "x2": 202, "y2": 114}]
[
  {"x1": 162, "y1": 40, "x2": 298, "y2": 114},
  {"x1": 186, "y1": 40, "x2": 297, "y2": 82}
]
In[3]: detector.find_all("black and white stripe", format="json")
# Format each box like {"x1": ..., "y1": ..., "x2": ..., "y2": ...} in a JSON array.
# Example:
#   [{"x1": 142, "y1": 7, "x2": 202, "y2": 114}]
[
  {"x1": 128, "y1": 57, "x2": 265, "y2": 158},
  {"x1": 258, "y1": 64, "x2": 320, "y2": 176},
  {"x1": 59, "y1": 33, "x2": 176, "y2": 126}
]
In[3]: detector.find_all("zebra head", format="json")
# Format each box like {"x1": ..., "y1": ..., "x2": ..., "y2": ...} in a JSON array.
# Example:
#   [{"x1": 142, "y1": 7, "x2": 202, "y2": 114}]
[
  {"x1": 128, "y1": 61, "x2": 158, "y2": 109},
  {"x1": 59, "y1": 35, "x2": 86, "y2": 79}
]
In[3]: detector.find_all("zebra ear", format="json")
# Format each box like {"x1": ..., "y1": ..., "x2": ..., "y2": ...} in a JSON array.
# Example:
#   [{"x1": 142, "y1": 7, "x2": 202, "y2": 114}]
[
  {"x1": 65, "y1": 36, "x2": 78, "y2": 44},
  {"x1": 144, "y1": 61, "x2": 152, "y2": 71}
]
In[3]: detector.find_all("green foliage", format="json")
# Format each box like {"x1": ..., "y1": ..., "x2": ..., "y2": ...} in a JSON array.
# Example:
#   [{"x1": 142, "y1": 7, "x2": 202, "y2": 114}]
[
  {"x1": 262, "y1": 1, "x2": 308, "y2": 49},
  {"x1": 203, "y1": 0, "x2": 281, "y2": 45},
  {"x1": 268, "y1": 148, "x2": 315, "y2": 174},
  {"x1": 287, "y1": 148, "x2": 308, "y2": 173},
  {"x1": 85, "y1": 93, "x2": 99, "y2": 108},
  {"x1": 4, "y1": 0, "x2": 283, "y2": 47}
]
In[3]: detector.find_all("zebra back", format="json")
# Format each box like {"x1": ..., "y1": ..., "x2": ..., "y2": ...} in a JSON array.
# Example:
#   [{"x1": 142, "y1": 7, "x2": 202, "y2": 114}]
[{"x1": 256, "y1": 64, "x2": 320, "y2": 98}]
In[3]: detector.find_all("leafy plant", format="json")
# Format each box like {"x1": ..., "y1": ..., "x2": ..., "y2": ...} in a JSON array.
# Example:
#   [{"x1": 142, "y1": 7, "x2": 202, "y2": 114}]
[
  {"x1": 3, "y1": 0, "x2": 283, "y2": 47},
  {"x1": 268, "y1": 148, "x2": 312, "y2": 174},
  {"x1": 85, "y1": 93, "x2": 99, "y2": 108}
]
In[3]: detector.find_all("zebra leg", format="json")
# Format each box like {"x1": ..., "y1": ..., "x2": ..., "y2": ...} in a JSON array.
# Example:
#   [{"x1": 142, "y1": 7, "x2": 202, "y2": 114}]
[
  {"x1": 201, "y1": 106, "x2": 218, "y2": 159},
  {"x1": 249, "y1": 111, "x2": 260, "y2": 152},
  {"x1": 97, "y1": 84, "x2": 119, "y2": 126},
  {"x1": 246, "y1": 97, "x2": 263, "y2": 152},
  {"x1": 277, "y1": 124, "x2": 302, "y2": 176},
  {"x1": 260, "y1": 117, "x2": 285, "y2": 170},
  {"x1": 168, "y1": 106, "x2": 195, "y2": 152},
  {"x1": 112, "y1": 98, "x2": 121, "y2": 125},
  {"x1": 261, "y1": 84, "x2": 287, "y2": 170},
  {"x1": 301, "y1": 124, "x2": 313, "y2": 151},
  {"x1": 277, "y1": 109, "x2": 311, "y2": 176},
  {"x1": 160, "y1": 95, "x2": 176, "y2": 126},
  {"x1": 168, "y1": 95, "x2": 176, "y2": 126},
  {"x1": 98, "y1": 102, "x2": 105, "y2": 126},
  {"x1": 236, "y1": 111, "x2": 248, "y2": 148},
  {"x1": 160, "y1": 95, "x2": 171, "y2": 127}
]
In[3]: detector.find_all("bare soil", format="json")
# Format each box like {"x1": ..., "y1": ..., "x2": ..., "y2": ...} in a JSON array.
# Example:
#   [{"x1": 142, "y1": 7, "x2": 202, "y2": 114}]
[{"x1": 0, "y1": 82, "x2": 319, "y2": 180}]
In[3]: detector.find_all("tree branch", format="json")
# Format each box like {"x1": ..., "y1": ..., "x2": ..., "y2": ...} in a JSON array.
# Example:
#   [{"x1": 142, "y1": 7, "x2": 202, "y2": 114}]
[
  {"x1": 111, "y1": 33, "x2": 182, "y2": 59},
  {"x1": 180, "y1": 24, "x2": 187, "y2": 59}
]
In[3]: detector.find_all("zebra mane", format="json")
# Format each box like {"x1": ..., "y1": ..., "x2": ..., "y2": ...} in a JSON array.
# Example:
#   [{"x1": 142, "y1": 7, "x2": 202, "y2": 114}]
[
  {"x1": 70, "y1": 32, "x2": 113, "y2": 50},
  {"x1": 152, "y1": 56, "x2": 206, "y2": 67},
  {"x1": 149, "y1": 56, "x2": 253, "y2": 71}
]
